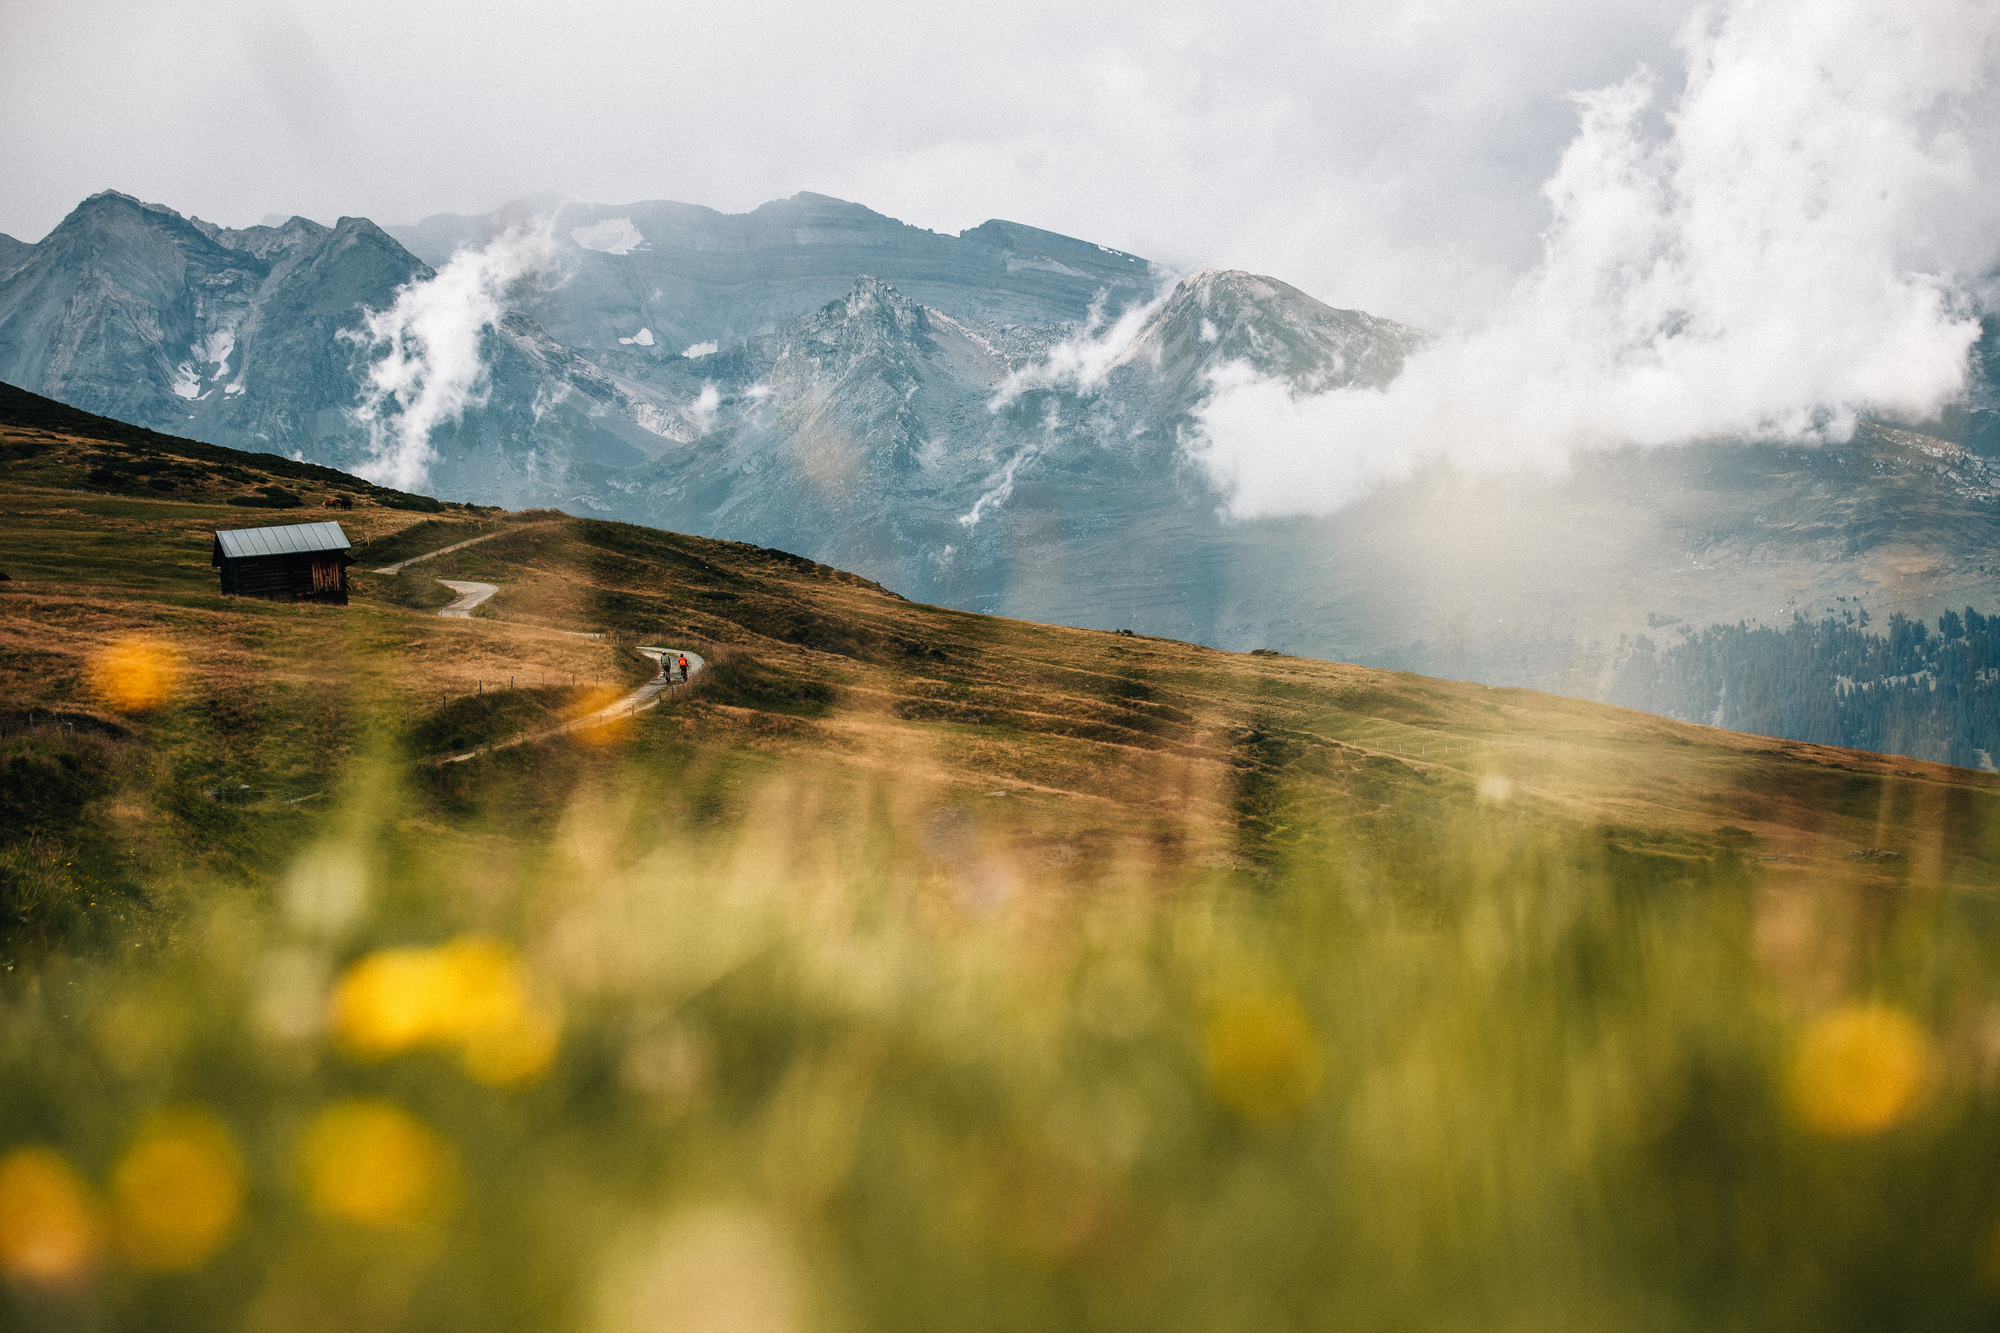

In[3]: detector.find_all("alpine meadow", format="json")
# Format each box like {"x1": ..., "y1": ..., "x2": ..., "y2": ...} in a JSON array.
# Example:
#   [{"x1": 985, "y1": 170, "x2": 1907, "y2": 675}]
[{"x1": 7, "y1": 0, "x2": 2000, "y2": 1329}]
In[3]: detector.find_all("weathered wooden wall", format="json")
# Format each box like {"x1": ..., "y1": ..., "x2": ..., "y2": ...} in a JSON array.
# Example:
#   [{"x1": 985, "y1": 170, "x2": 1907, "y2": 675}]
[{"x1": 219, "y1": 553, "x2": 349, "y2": 604}]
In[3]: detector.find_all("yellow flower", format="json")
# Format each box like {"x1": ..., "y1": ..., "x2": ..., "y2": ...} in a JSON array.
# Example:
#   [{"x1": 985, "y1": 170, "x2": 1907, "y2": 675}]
[
  {"x1": 0, "y1": 1147, "x2": 100, "y2": 1283},
  {"x1": 1789, "y1": 1004, "x2": 1934, "y2": 1137},
  {"x1": 330, "y1": 936, "x2": 559, "y2": 1084},
  {"x1": 110, "y1": 1109, "x2": 244, "y2": 1271},
  {"x1": 329, "y1": 947, "x2": 455, "y2": 1057},
  {"x1": 1205, "y1": 993, "x2": 1325, "y2": 1124},
  {"x1": 86, "y1": 640, "x2": 181, "y2": 713},
  {"x1": 463, "y1": 1003, "x2": 561, "y2": 1087},
  {"x1": 296, "y1": 1100, "x2": 455, "y2": 1229}
]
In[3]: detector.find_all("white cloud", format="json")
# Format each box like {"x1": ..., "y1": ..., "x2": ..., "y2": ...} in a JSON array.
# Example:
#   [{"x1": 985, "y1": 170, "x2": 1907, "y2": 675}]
[
  {"x1": 691, "y1": 382, "x2": 721, "y2": 433},
  {"x1": 683, "y1": 340, "x2": 718, "y2": 359},
  {"x1": 619, "y1": 327, "x2": 655, "y2": 346},
  {"x1": 344, "y1": 225, "x2": 558, "y2": 490},
  {"x1": 571, "y1": 216, "x2": 645, "y2": 254},
  {"x1": 1189, "y1": 0, "x2": 2000, "y2": 519},
  {"x1": 961, "y1": 402, "x2": 1063, "y2": 527},
  {"x1": 0, "y1": 0, "x2": 1695, "y2": 332},
  {"x1": 988, "y1": 284, "x2": 1171, "y2": 407},
  {"x1": 6, "y1": 0, "x2": 1994, "y2": 402}
]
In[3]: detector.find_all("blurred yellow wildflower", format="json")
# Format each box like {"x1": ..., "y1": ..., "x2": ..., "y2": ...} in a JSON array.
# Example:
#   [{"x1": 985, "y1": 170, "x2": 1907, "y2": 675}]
[
  {"x1": 464, "y1": 1004, "x2": 562, "y2": 1086},
  {"x1": 110, "y1": 1109, "x2": 244, "y2": 1271},
  {"x1": 1204, "y1": 993, "x2": 1325, "y2": 1123},
  {"x1": 1789, "y1": 1004, "x2": 1935, "y2": 1137},
  {"x1": 86, "y1": 639, "x2": 181, "y2": 713},
  {"x1": 0, "y1": 1148, "x2": 100, "y2": 1284},
  {"x1": 330, "y1": 935, "x2": 559, "y2": 1085},
  {"x1": 297, "y1": 1100, "x2": 456, "y2": 1229},
  {"x1": 570, "y1": 686, "x2": 636, "y2": 748}
]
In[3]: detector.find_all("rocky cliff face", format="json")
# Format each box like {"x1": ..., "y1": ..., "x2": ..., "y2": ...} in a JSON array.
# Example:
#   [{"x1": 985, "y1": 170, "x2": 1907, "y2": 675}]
[
  {"x1": 552, "y1": 269, "x2": 1441, "y2": 646},
  {"x1": 1117, "y1": 269, "x2": 1425, "y2": 392},
  {"x1": 0, "y1": 192, "x2": 697, "y2": 496},
  {"x1": 0, "y1": 233, "x2": 32, "y2": 280},
  {"x1": 0, "y1": 194, "x2": 419, "y2": 454},
  {"x1": 386, "y1": 191, "x2": 1158, "y2": 353}
]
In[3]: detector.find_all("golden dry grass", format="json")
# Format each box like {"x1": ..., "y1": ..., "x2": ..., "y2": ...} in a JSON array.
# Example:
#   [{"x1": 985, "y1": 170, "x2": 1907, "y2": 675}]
[
  {"x1": 7, "y1": 417, "x2": 1997, "y2": 897},
  {"x1": 12, "y1": 418, "x2": 2000, "y2": 1331}
]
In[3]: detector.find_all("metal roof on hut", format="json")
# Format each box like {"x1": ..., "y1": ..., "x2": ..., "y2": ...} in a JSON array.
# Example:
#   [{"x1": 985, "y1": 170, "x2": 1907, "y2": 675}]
[{"x1": 212, "y1": 521, "x2": 353, "y2": 604}]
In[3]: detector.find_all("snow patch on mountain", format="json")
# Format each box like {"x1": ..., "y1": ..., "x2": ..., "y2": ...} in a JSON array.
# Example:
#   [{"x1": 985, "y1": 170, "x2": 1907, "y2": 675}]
[{"x1": 169, "y1": 326, "x2": 241, "y2": 400}]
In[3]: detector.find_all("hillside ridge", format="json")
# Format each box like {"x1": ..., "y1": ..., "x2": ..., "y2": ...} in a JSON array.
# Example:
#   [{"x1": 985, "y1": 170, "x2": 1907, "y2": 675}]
[{"x1": 4, "y1": 391, "x2": 1995, "y2": 910}]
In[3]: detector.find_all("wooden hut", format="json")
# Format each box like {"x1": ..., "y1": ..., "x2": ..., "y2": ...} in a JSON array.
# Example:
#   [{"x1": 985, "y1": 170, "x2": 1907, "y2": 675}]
[{"x1": 212, "y1": 521, "x2": 353, "y2": 604}]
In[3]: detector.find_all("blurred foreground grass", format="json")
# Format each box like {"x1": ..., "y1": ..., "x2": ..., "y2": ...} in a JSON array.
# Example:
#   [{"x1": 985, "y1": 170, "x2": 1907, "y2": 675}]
[
  {"x1": 7, "y1": 735, "x2": 2000, "y2": 1333},
  {"x1": 9, "y1": 461, "x2": 2000, "y2": 1330}
]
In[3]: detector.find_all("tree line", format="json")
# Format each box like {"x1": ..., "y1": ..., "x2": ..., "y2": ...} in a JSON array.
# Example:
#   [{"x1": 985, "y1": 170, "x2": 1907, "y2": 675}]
[{"x1": 1602, "y1": 605, "x2": 2000, "y2": 771}]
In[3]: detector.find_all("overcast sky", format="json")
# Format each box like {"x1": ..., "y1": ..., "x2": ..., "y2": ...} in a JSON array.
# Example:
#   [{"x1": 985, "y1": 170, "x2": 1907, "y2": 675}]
[{"x1": 2, "y1": 0, "x2": 1707, "y2": 328}]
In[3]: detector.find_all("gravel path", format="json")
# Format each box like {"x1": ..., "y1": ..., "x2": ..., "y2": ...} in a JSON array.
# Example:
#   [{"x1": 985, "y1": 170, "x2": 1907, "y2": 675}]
[
  {"x1": 585, "y1": 647, "x2": 707, "y2": 723},
  {"x1": 384, "y1": 528, "x2": 707, "y2": 762},
  {"x1": 437, "y1": 581, "x2": 498, "y2": 618},
  {"x1": 372, "y1": 522, "x2": 554, "y2": 575},
  {"x1": 437, "y1": 647, "x2": 705, "y2": 765}
]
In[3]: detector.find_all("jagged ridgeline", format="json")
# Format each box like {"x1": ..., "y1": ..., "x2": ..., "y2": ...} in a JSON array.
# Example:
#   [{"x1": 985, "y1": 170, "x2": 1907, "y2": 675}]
[
  {"x1": 11, "y1": 186, "x2": 2000, "y2": 701},
  {"x1": 1606, "y1": 606, "x2": 2000, "y2": 769},
  {"x1": 0, "y1": 189, "x2": 1169, "y2": 506},
  {"x1": 9, "y1": 396, "x2": 2000, "y2": 1328}
]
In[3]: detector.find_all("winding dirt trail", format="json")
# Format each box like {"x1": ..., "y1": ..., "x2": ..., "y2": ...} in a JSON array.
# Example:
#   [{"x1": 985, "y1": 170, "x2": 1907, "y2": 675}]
[
  {"x1": 372, "y1": 521, "x2": 555, "y2": 575},
  {"x1": 382, "y1": 525, "x2": 707, "y2": 763},
  {"x1": 437, "y1": 648, "x2": 705, "y2": 765},
  {"x1": 436, "y1": 580, "x2": 498, "y2": 618}
]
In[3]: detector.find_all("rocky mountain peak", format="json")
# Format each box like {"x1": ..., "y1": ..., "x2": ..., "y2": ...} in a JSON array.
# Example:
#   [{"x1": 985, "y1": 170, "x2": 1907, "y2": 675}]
[
  {"x1": 958, "y1": 218, "x2": 1151, "y2": 284},
  {"x1": 776, "y1": 276, "x2": 932, "y2": 365},
  {"x1": 1121, "y1": 268, "x2": 1427, "y2": 391},
  {"x1": 76, "y1": 189, "x2": 176, "y2": 217},
  {"x1": 839, "y1": 274, "x2": 923, "y2": 323},
  {"x1": 192, "y1": 214, "x2": 331, "y2": 260},
  {"x1": 387, "y1": 192, "x2": 1159, "y2": 351},
  {"x1": 48, "y1": 190, "x2": 213, "y2": 250}
]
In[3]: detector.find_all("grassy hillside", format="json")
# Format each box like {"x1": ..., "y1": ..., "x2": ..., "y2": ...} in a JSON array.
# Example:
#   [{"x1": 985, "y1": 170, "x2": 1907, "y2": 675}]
[
  {"x1": 5, "y1": 395, "x2": 2000, "y2": 1331},
  {"x1": 0, "y1": 380, "x2": 455, "y2": 513}
]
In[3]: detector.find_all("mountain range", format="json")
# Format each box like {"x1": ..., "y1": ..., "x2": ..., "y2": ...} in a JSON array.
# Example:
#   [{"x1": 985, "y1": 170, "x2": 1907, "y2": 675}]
[
  {"x1": 385, "y1": 190, "x2": 1157, "y2": 351},
  {"x1": 3, "y1": 187, "x2": 1999, "y2": 709}
]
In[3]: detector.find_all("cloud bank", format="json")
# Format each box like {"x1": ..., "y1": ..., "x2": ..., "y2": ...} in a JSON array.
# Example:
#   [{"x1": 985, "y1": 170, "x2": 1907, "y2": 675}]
[
  {"x1": 346, "y1": 228, "x2": 558, "y2": 490},
  {"x1": 1, "y1": 0, "x2": 1702, "y2": 333},
  {"x1": 1189, "y1": 0, "x2": 2000, "y2": 519}
]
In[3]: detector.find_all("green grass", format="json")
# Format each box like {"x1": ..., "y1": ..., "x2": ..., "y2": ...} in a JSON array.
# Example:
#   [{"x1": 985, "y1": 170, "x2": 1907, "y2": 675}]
[
  {"x1": 9, "y1": 423, "x2": 2000, "y2": 1330},
  {"x1": 7, "y1": 741, "x2": 2000, "y2": 1332},
  {"x1": 349, "y1": 517, "x2": 504, "y2": 570}
]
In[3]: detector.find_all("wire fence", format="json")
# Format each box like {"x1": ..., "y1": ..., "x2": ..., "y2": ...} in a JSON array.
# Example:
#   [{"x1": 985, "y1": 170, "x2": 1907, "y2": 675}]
[{"x1": 0, "y1": 713, "x2": 129, "y2": 744}]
